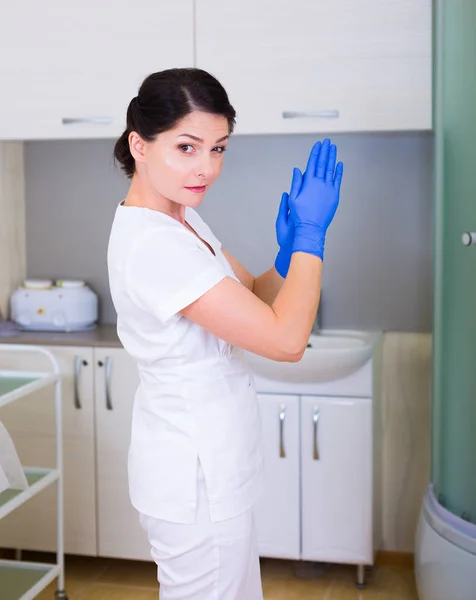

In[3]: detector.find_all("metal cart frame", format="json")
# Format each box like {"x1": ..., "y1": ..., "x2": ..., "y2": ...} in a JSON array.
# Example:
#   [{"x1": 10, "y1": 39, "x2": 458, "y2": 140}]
[{"x1": 0, "y1": 344, "x2": 67, "y2": 600}]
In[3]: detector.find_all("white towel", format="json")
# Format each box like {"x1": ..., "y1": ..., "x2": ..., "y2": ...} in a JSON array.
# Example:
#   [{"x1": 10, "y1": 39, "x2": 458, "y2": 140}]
[
  {"x1": 0, "y1": 463, "x2": 9, "y2": 494},
  {"x1": 0, "y1": 420, "x2": 28, "y2": 492}
]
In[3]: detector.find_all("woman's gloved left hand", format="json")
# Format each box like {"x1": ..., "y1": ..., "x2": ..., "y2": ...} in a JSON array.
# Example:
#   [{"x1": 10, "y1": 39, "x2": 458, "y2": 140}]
[{"x1": 274, "y1": 167, "x2": 303, "y2": 278}]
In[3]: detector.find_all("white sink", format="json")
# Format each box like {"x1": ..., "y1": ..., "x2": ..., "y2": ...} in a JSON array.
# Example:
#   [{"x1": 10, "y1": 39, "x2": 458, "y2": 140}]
[{"x1": 245, "y1": 330, "x2": 380, "y2": 384}]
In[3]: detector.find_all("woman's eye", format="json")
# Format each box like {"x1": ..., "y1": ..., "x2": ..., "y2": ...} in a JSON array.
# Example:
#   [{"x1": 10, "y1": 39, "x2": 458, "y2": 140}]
[{"x1": 178, "y1": 144, "x2": 227, "y2": 154}]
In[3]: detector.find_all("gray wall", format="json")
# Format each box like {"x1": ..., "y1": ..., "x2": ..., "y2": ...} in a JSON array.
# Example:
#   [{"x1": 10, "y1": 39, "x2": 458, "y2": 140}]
[{"x1": 25, "y1": 132, "x2": 434, "y2": 331}]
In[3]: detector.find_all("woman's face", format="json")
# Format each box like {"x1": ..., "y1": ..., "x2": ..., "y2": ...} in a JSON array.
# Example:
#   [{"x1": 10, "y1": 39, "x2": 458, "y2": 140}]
[{"x1": 133, "y1": 110, "x2": 230, "y2": 208}]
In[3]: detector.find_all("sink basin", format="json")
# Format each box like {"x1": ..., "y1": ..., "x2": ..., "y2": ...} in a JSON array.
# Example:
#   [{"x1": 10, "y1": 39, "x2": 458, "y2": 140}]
[{"x1": 245, "y1": 330, "x2": 380, "y2": 384}]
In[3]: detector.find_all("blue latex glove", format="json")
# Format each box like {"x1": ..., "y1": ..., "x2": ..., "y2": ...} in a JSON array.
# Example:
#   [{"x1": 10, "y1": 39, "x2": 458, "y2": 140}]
[
  {"x1": 289, "y1": 138, "x2": 343, "y2": 260},
  {"x1": 274, "y1": 167, "x2": 303, "y2": 278}
]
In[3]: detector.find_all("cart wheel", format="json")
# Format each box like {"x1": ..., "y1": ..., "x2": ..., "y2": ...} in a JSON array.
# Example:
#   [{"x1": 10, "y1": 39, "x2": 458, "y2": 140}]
[{"x1": 54, "y1": 591, "x2": 68, "y2": 600}]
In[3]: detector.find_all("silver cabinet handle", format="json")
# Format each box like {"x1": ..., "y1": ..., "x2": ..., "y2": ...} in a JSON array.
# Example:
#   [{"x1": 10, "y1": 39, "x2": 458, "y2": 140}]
[
  {"x1": 98, "y1": 357, "x2": 113, "y2": 410},
  {"x1": 282, "y1": 110, "x2": 339, "y2": 119},
  {"x1": 73, "y1": 355, "x2": 88, "y2": 410},
  {"x1": 105, "y1": 356, "x2": 113, "y2": 410},
  {"x1": 279, "y1": 404, "x2": 286, "y2": 458},
  {"x1": 313, "y1": 407, "x2": 320, "y2": 460},
  {"x1": 462, "y1": 232, "x2": 476, "y2": 246},
  {"x1": 62, "y1": 117, "x2": 112, "y2": 125}
]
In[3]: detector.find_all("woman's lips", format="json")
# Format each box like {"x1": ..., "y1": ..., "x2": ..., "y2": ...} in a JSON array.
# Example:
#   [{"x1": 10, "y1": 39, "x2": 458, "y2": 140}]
[{"x1": 185, "y1": 185, "x2": 207, "y2": 193}]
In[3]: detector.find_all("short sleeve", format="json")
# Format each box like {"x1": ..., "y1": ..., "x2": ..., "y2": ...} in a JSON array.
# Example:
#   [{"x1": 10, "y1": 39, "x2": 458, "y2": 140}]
[{"x1": 125, "y1": 227, "x2": 227, "y2": 323}]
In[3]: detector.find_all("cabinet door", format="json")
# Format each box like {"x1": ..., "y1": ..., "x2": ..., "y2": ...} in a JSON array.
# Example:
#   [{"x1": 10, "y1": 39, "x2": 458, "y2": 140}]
[
  {"x1": 301, "y1": 395, "x2": 372, "y2": 564},
  {"x1": 0, "y1": 1, "x2": 194, "y2": 140},
  {"x1": 253, "y1": 394, "x2": 300, "y2": 559},
  {"x1": 0, "y1": 345, "x2": 96, "y2": 555},
  {"x1": 94, "y1": 347, "x2": 150, "y2": 560},
  {"x1": 196, "y1": 0, "x2": 431, "y2": 134}
]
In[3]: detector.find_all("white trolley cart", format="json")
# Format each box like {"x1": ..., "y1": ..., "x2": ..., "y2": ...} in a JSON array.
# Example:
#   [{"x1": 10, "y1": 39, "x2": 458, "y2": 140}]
[{"x1": 0, "y1": 344, "x2": 67, "y2": 600}]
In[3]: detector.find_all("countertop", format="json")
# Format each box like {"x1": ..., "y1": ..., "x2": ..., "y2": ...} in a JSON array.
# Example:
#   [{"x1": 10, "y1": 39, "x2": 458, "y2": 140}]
[{"x1": 0, "y1": 323, "x2": 122, "y2": 348}]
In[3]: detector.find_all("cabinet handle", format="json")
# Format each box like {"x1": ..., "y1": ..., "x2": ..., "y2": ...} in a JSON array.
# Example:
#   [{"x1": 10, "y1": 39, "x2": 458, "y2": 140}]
[
  {"x1": 62, "y1": 117, "x2": 113, "y2": 125},
  {"x1": 282, "y1": 110, "x2": 339, "y2": 119},
  {"x1": 98, "y1": 357, "x2": 113, "y2": 410},
  {"x1": 279, "y1": 404, "x2": 286, "y2": 458},
  {"x1": 73, "y1": 356, "x2": 88, "y2": 410},
  {"x1": 105, "y1": 356, "x2": 113, "y2": 410},
  {"x1": 313, "y1": 407, "x2": 320, "y2": 460}
]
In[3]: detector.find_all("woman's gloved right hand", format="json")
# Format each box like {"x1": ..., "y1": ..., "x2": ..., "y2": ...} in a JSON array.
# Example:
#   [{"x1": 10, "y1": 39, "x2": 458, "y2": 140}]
[{"x1": 289, "y1": 138, "x2": 344, "y2": 261}]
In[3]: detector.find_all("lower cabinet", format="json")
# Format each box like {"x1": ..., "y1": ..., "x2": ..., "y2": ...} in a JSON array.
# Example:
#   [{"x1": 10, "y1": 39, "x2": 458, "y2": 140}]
[
  {"x1": 300, "y1": 396, "x2": 372, "y2": 564},
  {"x1": 255, "y1": 392, "x2": 374, "y2": 566},
  {"x1": 253, "y1": 394, "x2": 300, "y2": 559},
  {"x1": 0, "y1": 342, "x2": 375, "y2": 567},
  {"x1": 94, "y1": 347, "x2": 149, "y2": 560}
]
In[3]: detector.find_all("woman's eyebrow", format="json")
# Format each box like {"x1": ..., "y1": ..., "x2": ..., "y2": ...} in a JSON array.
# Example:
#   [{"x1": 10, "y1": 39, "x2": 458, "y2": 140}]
[{"x1": 177, "y1": 133, "x2": 229, "y2": 143}]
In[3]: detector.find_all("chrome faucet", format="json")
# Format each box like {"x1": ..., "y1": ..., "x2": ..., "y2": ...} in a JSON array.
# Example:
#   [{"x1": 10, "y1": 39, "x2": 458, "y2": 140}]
[{"x1": 311, "y1": 291, "x2": 323, "y2": 335}]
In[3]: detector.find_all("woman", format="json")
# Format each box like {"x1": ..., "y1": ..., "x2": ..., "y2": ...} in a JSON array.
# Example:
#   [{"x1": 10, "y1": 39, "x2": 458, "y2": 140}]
[{"x1": 107, "y1": 67, "x2": 343, "y2": 600}]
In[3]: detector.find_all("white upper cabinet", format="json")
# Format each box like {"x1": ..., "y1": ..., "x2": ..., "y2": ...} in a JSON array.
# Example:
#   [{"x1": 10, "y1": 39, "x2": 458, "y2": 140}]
[
  {"x1": 0, "y1": 1, "x2": 194, "y2": 140},
  {"x1": 0, "y1": 1, "x2": 431, "y2": 139},
  {"x1": 195, "y1": 0, "x2": 432, "y2": 134}
]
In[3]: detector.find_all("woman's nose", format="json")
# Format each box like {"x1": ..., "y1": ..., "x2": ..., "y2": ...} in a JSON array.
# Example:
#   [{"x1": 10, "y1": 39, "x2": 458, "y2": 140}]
[{"x1": 195, "y1": 154, "x2": 214, "y2": 179}]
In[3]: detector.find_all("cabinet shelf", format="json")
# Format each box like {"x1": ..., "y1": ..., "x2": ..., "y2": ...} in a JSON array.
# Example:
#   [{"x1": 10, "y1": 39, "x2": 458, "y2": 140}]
[
  {"x1": 0, "y1": 468, "x2": 60, "y2": 520},
  {"x1": 0, "y1": 559, "x2": 61, "y2": 600}
]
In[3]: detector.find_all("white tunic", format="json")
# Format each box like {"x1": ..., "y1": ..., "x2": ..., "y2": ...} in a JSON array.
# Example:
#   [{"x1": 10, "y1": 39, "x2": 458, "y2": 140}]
[{"x1": 107, "y1": 203, "x2": 264, "y2": 524}]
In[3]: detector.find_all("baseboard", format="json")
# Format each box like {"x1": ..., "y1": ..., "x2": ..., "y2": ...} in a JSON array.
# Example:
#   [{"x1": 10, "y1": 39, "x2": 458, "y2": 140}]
[
  {"x1": 1, "y1": 546, "x2": 415, "y2": 569},
  {"x1": 375, "y1": 550, "x2": 414, "y2": 568}
]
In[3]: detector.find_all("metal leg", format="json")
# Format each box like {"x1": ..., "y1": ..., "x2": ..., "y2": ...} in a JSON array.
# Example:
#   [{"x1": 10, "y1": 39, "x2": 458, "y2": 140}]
[
  {"x1": 54, "y1": 378, "x2": 68, "y2": 600},
  {"x1": 14, "y1": 548, "x2": 22, "y2": 561},
  {"x1": 356, "y1": 564, "x2": 366, "y2": 589}
]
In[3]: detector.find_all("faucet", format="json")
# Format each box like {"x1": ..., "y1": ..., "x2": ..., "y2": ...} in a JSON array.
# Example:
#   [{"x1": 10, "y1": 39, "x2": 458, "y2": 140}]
[{"x1": 311, "y1": 290, "x2": 323, "y2": 335}]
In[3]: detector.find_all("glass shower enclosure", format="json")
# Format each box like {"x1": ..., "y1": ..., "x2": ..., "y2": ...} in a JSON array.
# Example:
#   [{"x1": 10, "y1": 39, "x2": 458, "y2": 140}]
[
  {"x1": 415, "y1": 4, "x2": 476, "y2": 597},
  {"x1": 431, "y1": 0, "x2": 476, "y2": 526}
]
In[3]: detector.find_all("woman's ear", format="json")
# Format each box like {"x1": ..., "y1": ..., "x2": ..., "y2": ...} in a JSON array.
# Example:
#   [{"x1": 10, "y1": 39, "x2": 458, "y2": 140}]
[{"x1": 129, "y1": 131, "x2": 146, "y2": 164}]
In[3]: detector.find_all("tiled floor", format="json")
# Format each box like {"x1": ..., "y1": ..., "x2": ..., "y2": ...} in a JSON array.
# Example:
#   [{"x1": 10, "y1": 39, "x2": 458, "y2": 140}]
[{"x1": 32, "y1": 554, "x2": 418, "y2": 599}]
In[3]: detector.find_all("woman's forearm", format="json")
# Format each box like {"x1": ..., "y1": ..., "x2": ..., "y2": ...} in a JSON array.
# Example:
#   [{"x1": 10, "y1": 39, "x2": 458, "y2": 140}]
[{"x1": 252, "y1": 266, "x2": 285, "y2": 306}]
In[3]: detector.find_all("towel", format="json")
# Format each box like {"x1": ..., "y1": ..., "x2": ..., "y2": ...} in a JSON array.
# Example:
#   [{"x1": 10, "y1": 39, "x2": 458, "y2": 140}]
[{"x1": 0, "y1": 419, "x2": 28, "y2": 493}]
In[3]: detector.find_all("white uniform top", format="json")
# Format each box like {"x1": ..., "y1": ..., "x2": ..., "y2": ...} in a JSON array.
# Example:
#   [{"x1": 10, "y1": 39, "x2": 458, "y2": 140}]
[{"x1": 107, "y1": 202, "x2": 264, "y2": 524}]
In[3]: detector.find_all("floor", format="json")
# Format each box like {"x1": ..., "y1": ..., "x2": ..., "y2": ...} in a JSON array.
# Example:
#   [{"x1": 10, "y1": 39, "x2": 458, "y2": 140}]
[{"x1": 32, "y1": 554, "x2": 419, "y2": 600}]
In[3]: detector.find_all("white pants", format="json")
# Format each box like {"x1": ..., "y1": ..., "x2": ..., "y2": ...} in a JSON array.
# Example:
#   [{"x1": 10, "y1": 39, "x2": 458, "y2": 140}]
[{"x1": 139, "y1": 465, "x2": 263, "y2": 600}]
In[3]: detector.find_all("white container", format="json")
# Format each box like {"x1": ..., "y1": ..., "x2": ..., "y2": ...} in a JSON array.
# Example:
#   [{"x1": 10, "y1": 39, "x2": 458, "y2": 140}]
[{"x1": 10, "y1": 280, "x2": 98, "y2": 332}]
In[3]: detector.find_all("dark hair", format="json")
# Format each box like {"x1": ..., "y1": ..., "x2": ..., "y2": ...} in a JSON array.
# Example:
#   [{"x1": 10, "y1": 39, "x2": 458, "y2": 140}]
[{"x1": 113, "y1": 68, "x2": 236, "y2": 178}]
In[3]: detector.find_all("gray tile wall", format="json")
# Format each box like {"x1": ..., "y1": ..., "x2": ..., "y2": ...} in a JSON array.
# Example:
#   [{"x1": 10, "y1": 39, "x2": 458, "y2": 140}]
[{"x1": 25, "y1": 131, "x2": 433, "y2": 331}]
